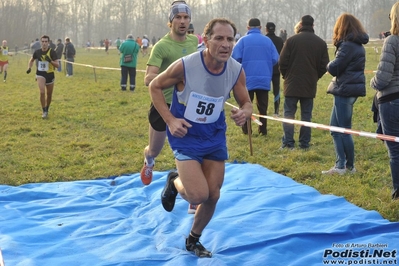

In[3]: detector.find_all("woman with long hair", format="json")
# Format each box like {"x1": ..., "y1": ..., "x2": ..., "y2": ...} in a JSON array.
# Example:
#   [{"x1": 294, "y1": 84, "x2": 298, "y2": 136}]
[
  {"x1": 371, "y1": 2, "x2": 399, "y2": 200},
  {"x1": 322, "y1": 13, "x2": 369, "y2": 175}
]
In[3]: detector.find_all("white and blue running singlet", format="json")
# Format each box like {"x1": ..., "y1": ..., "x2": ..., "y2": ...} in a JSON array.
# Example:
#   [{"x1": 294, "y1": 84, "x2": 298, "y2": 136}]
[{"x1": 167, "y1": 50, "x2": 242, "y2": 153}]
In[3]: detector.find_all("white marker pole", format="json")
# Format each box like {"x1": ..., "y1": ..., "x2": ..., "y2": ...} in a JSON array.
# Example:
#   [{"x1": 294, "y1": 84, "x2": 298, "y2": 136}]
[{"x1": 0, "y1": 248, "x2": 5, "y2": 266}]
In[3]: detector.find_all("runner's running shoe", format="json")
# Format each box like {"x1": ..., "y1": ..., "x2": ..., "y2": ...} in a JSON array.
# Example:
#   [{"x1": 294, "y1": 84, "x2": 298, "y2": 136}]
[
  {"x1": 161, "y1": 171, "x2": 178, "y2": 212},
  {"x1": 140, "y1": 162, "x2": 154, "y2": 185},
  {"x1": 185, "y1": 238, "x2": 212, "y2": 258}
]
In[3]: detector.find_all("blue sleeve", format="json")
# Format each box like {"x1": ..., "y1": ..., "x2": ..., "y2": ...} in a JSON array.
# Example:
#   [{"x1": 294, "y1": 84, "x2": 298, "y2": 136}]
[{"x1": 232, "y1": 40, "x2": 243, "y2": 63}]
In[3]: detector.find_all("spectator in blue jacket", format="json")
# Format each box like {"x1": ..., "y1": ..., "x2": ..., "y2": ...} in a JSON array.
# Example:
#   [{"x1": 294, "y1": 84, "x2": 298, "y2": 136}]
[
  {"x1": 232, "y1": 18, "x2": 279, "y2": 135},
  {"x1": 322, "y1": 13, "x2": 369, "y2": 175}
]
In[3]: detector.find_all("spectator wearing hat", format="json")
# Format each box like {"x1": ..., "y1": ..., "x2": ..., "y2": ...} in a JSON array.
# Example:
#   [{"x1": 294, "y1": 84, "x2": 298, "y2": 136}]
[
  {"x1": 187, "y1": 23, "x2": 202, "y2": 44},
  {"x1": 265, "y1": 22, "x2": 284, "y2": 116},
  {"x1": 279, "y1": 15, "x2": 329, "y2": 150},
  {"x1": 187, "y1": 23, "x2": 194, "y2": 34},
  {"x1": 232, "y1": 18, "x2": 279, "y2": 136},
  {"x1": 54, "y1": 39, "x2": 64, "y2": 72},
  {"x1": 119, "y1": 34, "x2": 140, "y2": 91}
]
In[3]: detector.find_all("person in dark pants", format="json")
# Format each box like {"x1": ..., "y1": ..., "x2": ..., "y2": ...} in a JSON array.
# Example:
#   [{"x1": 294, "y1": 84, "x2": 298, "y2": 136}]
[
  {"x1": 54, "y1": 39, "x2": 64, "y2": 72},
  {"x1": 265, "y1": 22, "x2": 284, "y2": 116},
  {"x1": 232, "y1": 18, "x2": 279, "y2": 135},
  {"x1": 279, "y1": 15, "x2": 329, "y2": 150},
  {"x1": 119, "y1": 34, "x2": 140, "y2": 91},
  {"x1": 63, "y1": 37, "x2": 75, "y2": 77},
  {"x1": 322, "y1": 13, "x2": 368, "y2": 175},
  {"x1": 371, "y1": 3, "x2": 399, "y2": 200}
]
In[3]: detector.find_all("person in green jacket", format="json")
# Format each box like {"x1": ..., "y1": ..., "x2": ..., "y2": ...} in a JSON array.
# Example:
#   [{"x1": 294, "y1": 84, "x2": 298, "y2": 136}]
[
  {"x1": 116, "y1": 37, "x2": 121, "y2": 52},
  {"x1": 119, "y1": 34, "x2": 140, "y2": 91}
]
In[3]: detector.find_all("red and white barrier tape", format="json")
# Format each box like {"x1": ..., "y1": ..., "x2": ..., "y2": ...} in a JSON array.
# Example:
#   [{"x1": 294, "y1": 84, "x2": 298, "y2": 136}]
[
  {"x1": 24, "y1": 53, "x2": 397, "y2": 142},
  {"x1": 59, "y1": 60, "x2": 146, "y2": 73},
  {"x1": 225, "y1": 102, "x2": 263, "y2": 126},
  {"x1": 225, "y1": 102, "x2": 399, "y2": 143}
]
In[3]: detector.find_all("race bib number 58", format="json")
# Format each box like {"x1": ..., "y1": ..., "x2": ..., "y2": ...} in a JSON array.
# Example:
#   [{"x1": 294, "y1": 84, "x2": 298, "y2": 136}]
[{"x1": 184, "y1": 91, "x2": 224, "y2": 124}]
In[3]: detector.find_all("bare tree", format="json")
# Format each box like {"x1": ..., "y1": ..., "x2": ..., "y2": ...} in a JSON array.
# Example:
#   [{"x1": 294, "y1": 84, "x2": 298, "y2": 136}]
[
  {"x1": 110, "y1": 0, "x2": 134, "y2": 39},
  {"x1": 69, "y1": 0, "x2": 82, "y2": 46},
  {"x1": 314, "y1": 0, "x2": 338, "y2": 40},
  {"x1": 37, "y1": 0, "x2": 58, "y2": 36},
  {"x1": 0, "y1": 0, "x2": 34, "y2": 47},
  {"x1": 80, "y1": 0, "x2": 97, "y2": 45},
  {"x1": 0, "y1": 0, "x2": 395, "y2": 48}
]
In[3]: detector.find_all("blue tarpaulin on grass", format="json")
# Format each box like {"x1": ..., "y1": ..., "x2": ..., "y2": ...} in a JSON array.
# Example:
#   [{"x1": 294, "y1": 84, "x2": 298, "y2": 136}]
[{"x1": 0, "y1": 163, "x2": 398, "y2": 266}]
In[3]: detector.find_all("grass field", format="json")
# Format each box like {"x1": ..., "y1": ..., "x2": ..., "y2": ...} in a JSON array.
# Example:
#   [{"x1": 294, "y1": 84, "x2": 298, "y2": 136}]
[{"x1": 1, "y1": 42, "x2": 398, "y2": 221}]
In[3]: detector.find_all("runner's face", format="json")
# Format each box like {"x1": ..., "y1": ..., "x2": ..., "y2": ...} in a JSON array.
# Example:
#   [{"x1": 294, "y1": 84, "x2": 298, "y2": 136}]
[
  {"x1": 2, "y1": 41, "x2": 6, "y2": 47},
  {"x1": 205, "y1": 23, "x2": 235, "y2": 63},
  {"x1": 41, "y1": 38, "x2": 49, "y2": 50},
  {"x1": 171, "y1": 13, "x2": 191, "y2": 36}
]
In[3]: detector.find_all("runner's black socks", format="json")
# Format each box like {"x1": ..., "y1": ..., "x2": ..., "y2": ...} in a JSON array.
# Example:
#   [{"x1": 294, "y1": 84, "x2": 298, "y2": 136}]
[{"x1": 188, "y1": 230, "x2": 201, "y2": 244}]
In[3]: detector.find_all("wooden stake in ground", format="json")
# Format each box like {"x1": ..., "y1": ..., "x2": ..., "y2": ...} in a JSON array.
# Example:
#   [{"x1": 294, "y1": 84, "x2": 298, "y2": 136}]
[{"x1": 247, "y1": 121, "x2": 253, "y2": 156}]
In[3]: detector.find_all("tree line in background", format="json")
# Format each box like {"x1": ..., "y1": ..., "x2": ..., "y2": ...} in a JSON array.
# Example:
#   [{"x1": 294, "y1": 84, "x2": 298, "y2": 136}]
[{"x1": 0, "y1": 0, "x2": 394, "y2": 49}]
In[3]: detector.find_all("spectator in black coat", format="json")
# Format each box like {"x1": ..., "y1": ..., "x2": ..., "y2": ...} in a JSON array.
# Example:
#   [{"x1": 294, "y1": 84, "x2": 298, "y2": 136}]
[
  {"x1": 54, "y1": 39, "x2": 64, "y2": 72},
  {"x1": 266, "y1": 22, "x2": 284, "y2": 116}
]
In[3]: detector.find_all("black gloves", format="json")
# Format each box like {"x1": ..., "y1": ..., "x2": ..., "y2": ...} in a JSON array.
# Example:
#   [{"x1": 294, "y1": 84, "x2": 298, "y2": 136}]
[
  {"x1": 26, "y1": 68, "x2": 31, "y2": 74},
  {"x1": 44, "y1": 55, "x2": 52, "y2": 62}
]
